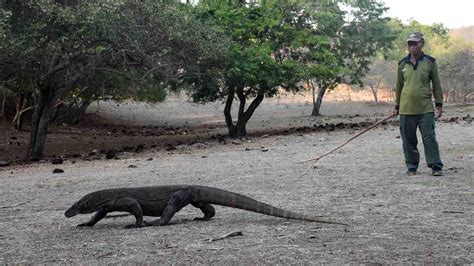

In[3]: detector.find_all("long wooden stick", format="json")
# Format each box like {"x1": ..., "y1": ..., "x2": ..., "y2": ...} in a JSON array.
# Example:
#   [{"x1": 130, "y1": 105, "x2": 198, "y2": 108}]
[{"x1": 299, "y1": 113, "x2": 395, "y2": 176}]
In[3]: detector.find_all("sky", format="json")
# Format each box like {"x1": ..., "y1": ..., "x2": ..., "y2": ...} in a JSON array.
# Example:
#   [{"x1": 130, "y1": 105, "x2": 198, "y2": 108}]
[{"x1": 381, "y1": 0, "x2": 474, "y2": 29}]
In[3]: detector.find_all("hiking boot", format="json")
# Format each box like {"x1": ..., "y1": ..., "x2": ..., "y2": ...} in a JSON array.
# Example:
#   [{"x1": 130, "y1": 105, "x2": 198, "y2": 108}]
[
  {"x1": 431, "y1": 170, "x2": 444, "y2": 176},
  {"x1": 406, "y1": 169, "x2": 417, "y2": 176}
]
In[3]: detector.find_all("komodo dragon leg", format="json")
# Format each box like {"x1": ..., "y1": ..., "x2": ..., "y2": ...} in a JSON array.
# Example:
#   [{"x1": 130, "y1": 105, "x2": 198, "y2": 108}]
[
  {"x1": 191, "y1": 202, "x2": 215, "y2": 221},
  {"x1": 116, "y1": 198, "x2": 144, "y2": 229},
  {"x1": 77, "y1": 208, "x2": 108, "y2": 227},
  {"x1": 78, "y1": 198, "x2": 145, "y2": 228},
  {"x1": 145, "y1": 190, "x2": 192, "y2": 226}
]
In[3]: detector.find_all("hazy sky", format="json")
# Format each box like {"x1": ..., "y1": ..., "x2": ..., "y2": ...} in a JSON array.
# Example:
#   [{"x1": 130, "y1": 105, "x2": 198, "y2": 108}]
[{"x1": 381, "y1": 0, "x2": 473, "y2": 29}]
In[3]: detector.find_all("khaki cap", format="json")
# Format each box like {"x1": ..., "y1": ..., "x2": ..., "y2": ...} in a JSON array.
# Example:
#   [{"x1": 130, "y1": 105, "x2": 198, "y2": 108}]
[{"x1": 407, "y1": 32, "x2": 424, "y2": 42}]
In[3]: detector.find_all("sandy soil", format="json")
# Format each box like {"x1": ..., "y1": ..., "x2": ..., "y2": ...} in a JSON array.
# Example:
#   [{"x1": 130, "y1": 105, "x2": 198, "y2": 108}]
[{"x1": 0, "y1": 91, "x2": 473, "y2": 264}]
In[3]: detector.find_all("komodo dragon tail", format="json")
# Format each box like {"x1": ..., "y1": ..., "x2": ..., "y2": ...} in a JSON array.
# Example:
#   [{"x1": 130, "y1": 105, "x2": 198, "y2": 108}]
[{"x1": 193, "y1": 186, "x2": 348, "y2": 226}]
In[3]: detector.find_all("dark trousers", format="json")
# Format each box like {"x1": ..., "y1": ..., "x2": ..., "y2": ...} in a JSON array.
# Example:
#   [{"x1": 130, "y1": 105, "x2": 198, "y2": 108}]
[{"x1": 400, "y1": 112, "x2": 443, "y2": 171}]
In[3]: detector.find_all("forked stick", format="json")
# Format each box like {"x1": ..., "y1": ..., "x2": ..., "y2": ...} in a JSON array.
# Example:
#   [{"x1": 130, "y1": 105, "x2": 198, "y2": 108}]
[{"x1": 299, "y1": 113, "x2": 396, "y2": 176}]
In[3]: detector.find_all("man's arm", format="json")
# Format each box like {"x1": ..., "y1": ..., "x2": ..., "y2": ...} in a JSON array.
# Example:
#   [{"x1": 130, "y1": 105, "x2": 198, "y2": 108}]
[
  {"x1": 392, "y1": 62, "x2": 404, "y2": 115},
  {"x1": 430, "y1": 61, "x2": 443, "y2": 106},
  {"x1": 430, "y1": 61, "x2": 443, "y2": 118}
]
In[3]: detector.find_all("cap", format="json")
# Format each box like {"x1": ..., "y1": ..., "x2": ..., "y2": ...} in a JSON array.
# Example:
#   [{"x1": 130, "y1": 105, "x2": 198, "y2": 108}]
[{"x1": 407, "y1": 32, "x2": 424, "y2": 42}]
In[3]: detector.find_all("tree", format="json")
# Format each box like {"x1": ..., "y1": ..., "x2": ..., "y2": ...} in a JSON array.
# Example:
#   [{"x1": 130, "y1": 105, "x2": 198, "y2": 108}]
[
  {"x1": 191, "y1": 0, "x2": 348, "y2": 137},
  {"x1": 362, "y1": 58, "x2": 398, "y2": 104},
  {"x1": 438, "y1": 39, "x2": 474, "y2": 103},
  {"x1": 300, "y1": 1, "x2": 345, "y2": 116},
  {"x1": 0, "y1": 1, "x2": 226, "y2": 159},
  {"x1": 311, "y1": 0, "x2": 396, "y2": 116}
]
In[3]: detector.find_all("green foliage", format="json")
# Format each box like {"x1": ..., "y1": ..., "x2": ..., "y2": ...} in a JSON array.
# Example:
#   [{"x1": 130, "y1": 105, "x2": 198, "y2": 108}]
[
  {"x1": 191, "y1": 0, "x2": 347, "y2": 102},
  {"x1": 337, "y1": 0, "x2": 397, "y2": 85},
  {"x1": 0, "y1": 1, "x2": 227, "y2": 102},
  {"x1": 0, "y1": 4, "x2": 10, "y2": 43},
  {"x1": 135, "y1": 83, "x2": 168, "y2": 103}
]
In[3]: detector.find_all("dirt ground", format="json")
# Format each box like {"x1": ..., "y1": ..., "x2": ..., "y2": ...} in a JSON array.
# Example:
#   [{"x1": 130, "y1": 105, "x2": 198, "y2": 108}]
[{"x1": 0, "y1": 91, "x2": 473, "y2": 264}]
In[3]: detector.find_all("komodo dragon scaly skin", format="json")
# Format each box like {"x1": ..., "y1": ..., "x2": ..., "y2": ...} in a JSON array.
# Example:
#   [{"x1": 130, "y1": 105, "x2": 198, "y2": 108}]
[{"x1": 65, "y1": 185, "x2": 347, "y2": 228}]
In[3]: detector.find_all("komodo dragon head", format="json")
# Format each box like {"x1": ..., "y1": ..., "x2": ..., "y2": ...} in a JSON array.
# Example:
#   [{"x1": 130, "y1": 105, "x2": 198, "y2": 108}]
[{"x1": 65, "y1": 190, "x2": 115, "y2": 217}]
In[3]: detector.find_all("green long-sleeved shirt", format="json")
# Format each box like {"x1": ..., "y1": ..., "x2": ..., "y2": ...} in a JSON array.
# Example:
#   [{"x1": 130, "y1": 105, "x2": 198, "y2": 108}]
[{"x1": 395, "y1": 53, "x2": 443, "y2": 115}]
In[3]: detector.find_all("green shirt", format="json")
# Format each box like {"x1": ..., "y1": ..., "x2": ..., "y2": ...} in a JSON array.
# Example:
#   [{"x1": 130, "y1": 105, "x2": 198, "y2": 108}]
[{"x1": 395, "y1": 53, "x2": 443, "y2": 115}]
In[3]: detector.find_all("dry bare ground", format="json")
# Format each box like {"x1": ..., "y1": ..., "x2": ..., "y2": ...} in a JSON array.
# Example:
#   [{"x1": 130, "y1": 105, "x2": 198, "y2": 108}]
[{"x1": 1, "y1": 90, "x2": 473, "y2": 264}]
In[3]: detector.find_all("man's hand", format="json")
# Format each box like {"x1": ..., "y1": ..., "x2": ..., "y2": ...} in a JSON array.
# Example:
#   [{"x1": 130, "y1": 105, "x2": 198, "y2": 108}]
[
  {"x1": 435, "y1": 107, "x2": 442, "y2": 118},
  {"x1": 391, "y1": 109, "x2": 399, "y2": 116}
]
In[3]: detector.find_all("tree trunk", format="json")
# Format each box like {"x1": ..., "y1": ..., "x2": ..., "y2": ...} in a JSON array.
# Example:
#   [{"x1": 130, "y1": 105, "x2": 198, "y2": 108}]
[
  {"x1": 235, "y1": 90, "x2": 264, "y2": 137},
  {"x1": 369, "y1": 84, "x2": 378, "y2": 105},
  {"x1": 224, "y1": 86, "x2": 237, "y2": 137},
  {"x1": 236, "y1": 87, "x2": 246, "y2": 120},
  {"x1": 312, "y1": 84, "x2": 326, "y2": 116},
  {"x1": 23, "y1": 51, "x2": 79, "y2": 159},
  {"x1": 309, "y1": 80, "x2": 316, "y2": 109},
  {"x1": 26, "y1": 90, "x2": 56, "y2": 160},
  {"x1": 223, "y1": 86, "x2": 265, "y2": 138}
]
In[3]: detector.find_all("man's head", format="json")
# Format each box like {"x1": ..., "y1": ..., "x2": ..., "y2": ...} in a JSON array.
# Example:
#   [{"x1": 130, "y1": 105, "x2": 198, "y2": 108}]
[{"x1": 406, "y1": 32, "x2": 424, "y2": 56}]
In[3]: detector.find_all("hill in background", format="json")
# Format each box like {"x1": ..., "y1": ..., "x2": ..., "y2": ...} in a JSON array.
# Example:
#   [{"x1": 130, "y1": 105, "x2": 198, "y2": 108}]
[{"x1": 450, "y1": 26, "x2": 474, "y2": 42}]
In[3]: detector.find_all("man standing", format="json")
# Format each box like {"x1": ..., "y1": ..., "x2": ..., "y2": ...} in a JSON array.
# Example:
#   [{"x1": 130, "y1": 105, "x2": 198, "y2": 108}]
[{"x1": 392, "y1": 32, "x2": 444, "y2": 176}]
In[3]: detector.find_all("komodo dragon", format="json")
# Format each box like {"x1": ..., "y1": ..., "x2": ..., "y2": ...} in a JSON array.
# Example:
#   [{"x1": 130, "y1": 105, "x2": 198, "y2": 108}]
[{"x1": 65, "y1": 185, "x2": 347, "y2": 228}]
